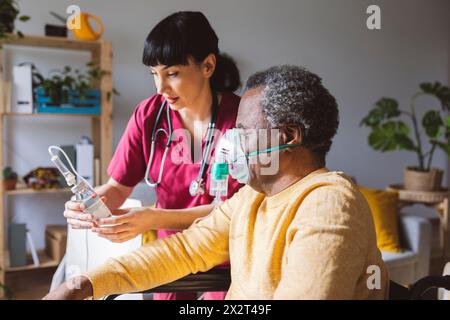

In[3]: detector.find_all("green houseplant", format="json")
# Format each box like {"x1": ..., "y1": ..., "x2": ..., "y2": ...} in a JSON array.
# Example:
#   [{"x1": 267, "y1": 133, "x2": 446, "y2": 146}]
[
  {"x1": 2, "y1": 166, "x2": 18, "y2": 190},
  {"x1": 34, "y1": 62, "x2": 119, "y2": 107},
  {"x1": 0, "y1": 0, "x2": 30, "y2": 39},
  {"x1": 0, "y1": 282, "x2": 14, "y2": 300},
  {"x1": 360, "y1": 82, "x2": 450, "y2": 191}
]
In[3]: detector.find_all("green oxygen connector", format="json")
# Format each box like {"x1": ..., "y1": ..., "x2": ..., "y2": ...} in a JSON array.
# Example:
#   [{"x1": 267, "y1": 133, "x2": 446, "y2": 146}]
[{"x1": 209, "y1": 162, "x2": 229, "y2": 203}]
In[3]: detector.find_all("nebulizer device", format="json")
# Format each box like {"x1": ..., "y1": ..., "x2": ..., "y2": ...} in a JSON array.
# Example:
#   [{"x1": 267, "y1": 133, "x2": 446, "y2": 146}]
[
  {"x1": 48, "y1": 145, "x2": 111, "y2": 219},
  {"x1": 209, "y1": 153, "x2": 229, "y2": 204},
  {"x1": 209, "y1": 129, "x2": 249, "y2": 204}
]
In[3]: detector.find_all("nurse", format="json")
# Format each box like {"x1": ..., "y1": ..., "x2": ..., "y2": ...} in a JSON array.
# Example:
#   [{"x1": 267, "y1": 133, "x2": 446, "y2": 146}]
[{"x1": 62, "y1": 11, "x2": 242, "y2": 300}]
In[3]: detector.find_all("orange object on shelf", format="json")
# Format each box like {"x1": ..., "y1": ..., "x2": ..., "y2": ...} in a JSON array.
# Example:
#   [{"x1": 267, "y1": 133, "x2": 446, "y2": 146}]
[{"x1": 68, "y1": 12, "x2": 104, "y2": 41}]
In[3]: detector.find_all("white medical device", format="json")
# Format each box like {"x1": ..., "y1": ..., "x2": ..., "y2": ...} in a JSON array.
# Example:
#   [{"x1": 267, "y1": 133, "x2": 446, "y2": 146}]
[{"x1": 48, "y1": 146, "x2": 111, "y2": 219}]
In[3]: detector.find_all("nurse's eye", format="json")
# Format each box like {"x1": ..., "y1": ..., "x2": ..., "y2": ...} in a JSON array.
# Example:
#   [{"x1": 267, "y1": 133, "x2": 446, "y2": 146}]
[{"x1": 167, "y1": 72, "x2": 179, "y2": 77}]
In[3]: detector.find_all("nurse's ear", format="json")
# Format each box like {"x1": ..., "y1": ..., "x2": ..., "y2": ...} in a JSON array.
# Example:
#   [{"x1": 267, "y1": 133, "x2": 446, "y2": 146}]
[{"x1": 201, "y1": 53, "x2": 216, "y2": 79}]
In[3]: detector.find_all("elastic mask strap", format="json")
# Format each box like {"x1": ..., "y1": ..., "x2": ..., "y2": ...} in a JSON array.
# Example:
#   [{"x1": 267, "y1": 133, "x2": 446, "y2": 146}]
[{"x1": 246, "y1": 143, "x2": 302, "y2": 157}]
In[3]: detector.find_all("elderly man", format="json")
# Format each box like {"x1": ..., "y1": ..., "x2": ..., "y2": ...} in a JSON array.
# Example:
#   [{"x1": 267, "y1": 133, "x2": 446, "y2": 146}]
[{"x1": 45, "y1": 65, "x2": 388, "y2": 300}]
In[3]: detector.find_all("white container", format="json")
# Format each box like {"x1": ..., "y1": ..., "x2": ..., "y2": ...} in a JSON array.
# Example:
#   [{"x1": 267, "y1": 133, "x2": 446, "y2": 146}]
[{"x1": 12, "y1": 65, "x2": 33, "y2": 114}]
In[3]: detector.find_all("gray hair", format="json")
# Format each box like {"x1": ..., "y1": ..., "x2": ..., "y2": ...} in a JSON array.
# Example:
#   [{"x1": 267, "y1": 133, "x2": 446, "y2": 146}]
[{"x1": 244, "y1": 65, "x2": 339, "y2": 159}]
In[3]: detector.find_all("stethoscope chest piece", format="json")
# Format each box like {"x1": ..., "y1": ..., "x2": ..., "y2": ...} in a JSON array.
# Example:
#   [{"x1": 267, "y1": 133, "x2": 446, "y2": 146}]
[
  {"x1": 146, "y1": 93, "x2": 218, "y2": 197},
  {"x1": 189, "y1": 179, "x2": 205, "y2": 196}
]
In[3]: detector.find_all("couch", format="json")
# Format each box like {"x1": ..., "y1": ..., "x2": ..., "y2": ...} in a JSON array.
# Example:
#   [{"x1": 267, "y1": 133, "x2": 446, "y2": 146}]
[{"x1": 382, "y1": 214, "x2": 431, "y2": 286}]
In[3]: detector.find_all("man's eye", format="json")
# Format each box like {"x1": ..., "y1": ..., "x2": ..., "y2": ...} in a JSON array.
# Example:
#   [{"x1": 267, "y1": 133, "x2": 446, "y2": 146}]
[{"x1": 168, "y1": 72, "x2": 178, "y2": 77}]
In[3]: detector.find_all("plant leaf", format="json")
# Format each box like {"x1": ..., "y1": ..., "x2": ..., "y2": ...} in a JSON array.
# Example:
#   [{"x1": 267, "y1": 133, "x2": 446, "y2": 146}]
[
  {"x1": 420, "y1": 81, "x2": 450, "y2": 111},
  {"x1": 360, "y1": 98, "x2": 400, "y2": 127},
  {"x1": 367, "y1": 121, "x2": 416, "y2": 152},
  {"x1": 19, "y1": 15, "x2": 30, "y2": 22},
  {"x1": 422, "y1": 110, "x2": 443, "y2": 138}
]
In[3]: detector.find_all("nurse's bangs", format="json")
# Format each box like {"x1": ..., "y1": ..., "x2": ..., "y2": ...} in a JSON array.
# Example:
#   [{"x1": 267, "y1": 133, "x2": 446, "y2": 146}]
[
  {"x1": 142, "y1": 23, "x2": 190, "y2": 67},
  {"x1": 141, "y1": 12, "x2": 240, "y2": 92}
]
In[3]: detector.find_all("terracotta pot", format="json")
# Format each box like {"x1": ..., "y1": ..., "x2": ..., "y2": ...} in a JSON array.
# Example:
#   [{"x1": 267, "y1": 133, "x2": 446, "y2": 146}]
[
  {"x1": 3, "y1": 178, "x2": 17, "y2": 191},
  {"x1": 404, "y1": 167, "x2": 443, "y2": 191}
]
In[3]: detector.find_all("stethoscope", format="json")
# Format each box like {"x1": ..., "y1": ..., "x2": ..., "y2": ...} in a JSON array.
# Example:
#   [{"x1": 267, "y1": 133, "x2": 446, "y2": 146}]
[{"x1": 144, "y1": 93, "x2": 218, "y2": 196}]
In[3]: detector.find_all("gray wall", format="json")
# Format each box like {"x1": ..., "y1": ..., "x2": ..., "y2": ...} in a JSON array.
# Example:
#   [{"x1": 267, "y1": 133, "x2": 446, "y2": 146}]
[{"x1": 4, "y1": 0, "x2": 450, "y2": 249}]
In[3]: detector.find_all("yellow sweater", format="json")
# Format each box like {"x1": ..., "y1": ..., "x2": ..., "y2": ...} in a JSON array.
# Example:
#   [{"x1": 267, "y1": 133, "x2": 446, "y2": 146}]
[{"x1": 86, "y1": 168, "x2": 389, "y2": 299}]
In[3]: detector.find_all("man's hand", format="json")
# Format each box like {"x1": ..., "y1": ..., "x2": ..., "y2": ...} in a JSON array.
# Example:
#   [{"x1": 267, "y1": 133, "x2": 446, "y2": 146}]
[{"x1": 43, "y1": 276, "x2": 93, "y2": 300}]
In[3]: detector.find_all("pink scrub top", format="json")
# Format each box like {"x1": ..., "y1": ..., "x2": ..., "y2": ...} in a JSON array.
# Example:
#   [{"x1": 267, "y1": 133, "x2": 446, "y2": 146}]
[{"x1": 107, "y1": 92, "x2": 242, "y2": 239}]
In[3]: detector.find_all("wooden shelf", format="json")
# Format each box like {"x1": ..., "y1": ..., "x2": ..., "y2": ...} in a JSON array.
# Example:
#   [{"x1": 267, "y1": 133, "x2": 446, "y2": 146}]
[
  {"x1": 432, "y1": 247, "x2": 444, "y2": 259},
  {"x1": 5, "y1": 187, "x2": 71, "y2": 196},
  {"x1": 388, "y1": 184, "x2": 450, "y2": 204},
  {"x1": 0, "y1": 34, "x2": 113, "y2": 293},
  {"x1": 3, "y1": 112, "x2": 100, "y2": 118},
  {"x1": 5, "y1": 250, "x2": 60, "y2": 273},
  {"x1": 0, "y1": 34, "x2": 102, "y2": 52}
]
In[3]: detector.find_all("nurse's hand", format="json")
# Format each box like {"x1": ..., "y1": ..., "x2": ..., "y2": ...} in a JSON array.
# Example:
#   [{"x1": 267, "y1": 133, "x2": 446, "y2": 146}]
[
  {"x1": 91, "y1": 207, "x2": 150, "y2": 243},
  {"x1": 63, "y1": 196, "x2": 107, "y2": 229}
]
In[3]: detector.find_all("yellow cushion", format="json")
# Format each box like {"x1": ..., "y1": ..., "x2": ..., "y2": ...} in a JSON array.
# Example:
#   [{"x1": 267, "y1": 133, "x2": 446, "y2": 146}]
[
  {"x1": 141, "y1": 203, "x2": 157, "y2": 245},
  {"x1": 142, "y1": 230, "x2": 157, "y2": 245},
  {"x1": 358, "y1": 186, "x2": 402, "y2": 253}
]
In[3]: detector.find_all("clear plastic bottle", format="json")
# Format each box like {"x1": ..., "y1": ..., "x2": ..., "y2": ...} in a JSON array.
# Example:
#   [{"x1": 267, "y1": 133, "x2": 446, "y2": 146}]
[
  {"x1": 49, "y1": 146, "x2": 111, "y2": 219},
  {"x1": 71, "y1": 180, "x2": 111, "y2": 219}
]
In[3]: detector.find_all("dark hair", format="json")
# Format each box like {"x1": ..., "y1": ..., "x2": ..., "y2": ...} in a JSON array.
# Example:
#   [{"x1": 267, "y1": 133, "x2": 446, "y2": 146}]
[
  {"x1": 245, "y1": 65, "x2": 339, "y2": 161},
  {"x1": 142, "y1": 11, "x2": 241, "y2": 92}
]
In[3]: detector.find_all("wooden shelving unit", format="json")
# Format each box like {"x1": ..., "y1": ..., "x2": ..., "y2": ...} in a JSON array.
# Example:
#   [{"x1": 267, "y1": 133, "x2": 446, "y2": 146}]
[
  {"x1": 0, "y1": 35, "x2": 113, "y2": 294},
  {"x1": 4, "y1": 112, "x2": 101, "y2": 118},
  {"x1": 5, "y1": 250, "x2": 60, "y2": 273},
  {"x1": 5, "y1": 187, "x2": 72, "y2": 196}
]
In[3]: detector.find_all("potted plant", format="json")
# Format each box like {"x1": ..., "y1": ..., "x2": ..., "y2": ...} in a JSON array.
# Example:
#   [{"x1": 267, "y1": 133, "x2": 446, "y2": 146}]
[
  {"x1": 360, "y1": 82, "x2": 450, "y2": 191},
  {"x1": 0, "y1": 282, "x2": 14, "y2": 300},
  {"x1": 0, "y1": 0, "x2": 30, "y2": 39},
  {"x1": 2, "y1": 166, "x2": 18, "y2": 190},
  {"x1": 35, "y1": 66, "x2": 74, "y2": 106},
  {"x1": 34, "y1": 62, "x2": 119, "y2": 109}
]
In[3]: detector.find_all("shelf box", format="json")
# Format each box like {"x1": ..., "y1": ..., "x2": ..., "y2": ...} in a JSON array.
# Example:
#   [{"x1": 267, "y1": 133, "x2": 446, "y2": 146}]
[
  {"x1": 35, "y1": 87, "x2": 101, "y2": 115},
  {"x1": 45, "y1": 225, "x2": 67, "y2": 263}
]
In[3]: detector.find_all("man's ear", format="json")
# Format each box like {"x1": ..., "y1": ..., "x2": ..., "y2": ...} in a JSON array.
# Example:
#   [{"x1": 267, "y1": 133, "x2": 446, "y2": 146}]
[
  {"x1": 281, "y1": 126, "x2": 302, "y2": 145},
  {"x1": 201, "y1": 53, "x2": 216, "y2": 79}
]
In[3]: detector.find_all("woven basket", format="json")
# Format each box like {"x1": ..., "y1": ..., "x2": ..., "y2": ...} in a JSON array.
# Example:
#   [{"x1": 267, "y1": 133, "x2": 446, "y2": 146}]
[{"x1": 404, "y1": 167, "x2": 443, "y2": 191}]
